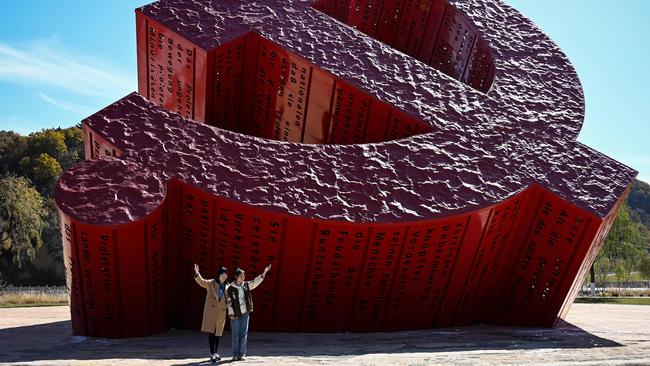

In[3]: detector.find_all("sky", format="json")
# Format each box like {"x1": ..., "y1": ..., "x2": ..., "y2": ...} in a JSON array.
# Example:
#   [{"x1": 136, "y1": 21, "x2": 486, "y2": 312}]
[{"x1": 0, "y1": 0, "x2": 648, "y2": 182}]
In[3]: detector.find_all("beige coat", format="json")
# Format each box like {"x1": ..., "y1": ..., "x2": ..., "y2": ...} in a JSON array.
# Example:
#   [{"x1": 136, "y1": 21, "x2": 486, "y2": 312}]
[{"x1": 194, "y1": 274, "x2": 229, "y2": 335}]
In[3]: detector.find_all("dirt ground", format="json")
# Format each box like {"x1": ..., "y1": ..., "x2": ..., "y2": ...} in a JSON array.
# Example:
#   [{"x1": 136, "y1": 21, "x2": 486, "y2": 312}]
[{"x1": 1, "y1": 303, "x2": 649, "y2": 366}]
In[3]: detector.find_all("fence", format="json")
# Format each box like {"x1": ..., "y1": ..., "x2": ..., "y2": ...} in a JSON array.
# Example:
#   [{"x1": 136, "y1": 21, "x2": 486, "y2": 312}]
[{"x1": 0, "y1": 285, "x2": 67, "y2": 296}]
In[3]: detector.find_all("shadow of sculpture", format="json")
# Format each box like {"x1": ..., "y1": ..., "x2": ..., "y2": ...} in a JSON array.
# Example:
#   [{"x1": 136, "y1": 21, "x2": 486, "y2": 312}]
[{"x1": 0, "y1": 318, "x2": 620, "y2": 364}]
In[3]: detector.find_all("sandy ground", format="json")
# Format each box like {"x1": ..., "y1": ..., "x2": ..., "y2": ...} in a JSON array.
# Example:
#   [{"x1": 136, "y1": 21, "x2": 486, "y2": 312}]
[{"x1": 1, "y1": 304, "x2": 649, "y2": 366}]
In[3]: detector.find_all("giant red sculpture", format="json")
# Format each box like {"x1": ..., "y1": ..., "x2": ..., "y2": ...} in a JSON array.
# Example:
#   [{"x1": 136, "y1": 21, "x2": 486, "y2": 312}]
[{"x1": 54, "y1": 0, "x2": 636, "y2": 337}]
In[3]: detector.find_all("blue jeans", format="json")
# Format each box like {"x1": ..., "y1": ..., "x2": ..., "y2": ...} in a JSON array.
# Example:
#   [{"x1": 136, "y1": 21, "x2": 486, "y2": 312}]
[{"x1": 231, "y1": 312, "x2": 250, "y2": 357}]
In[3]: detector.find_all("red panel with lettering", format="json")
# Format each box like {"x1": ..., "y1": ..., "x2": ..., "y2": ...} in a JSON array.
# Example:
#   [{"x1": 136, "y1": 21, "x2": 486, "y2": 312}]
[
  {"x1": 313, "y1": 0, "x2": 350, "y2": 22},
  {"x1": 251, "y1": 38, "x2": 284, "y2": 140},
  {"x1": 350, "y1": 226, "x2": 406, "y2": 331},
  {"x1": 383, "y1": 214, "x2": 471, "y2": 330},
  {"x1": 346, "y1": 0, "x2": 384, "y2": 36},
  {"x1": 84, "y1": 125, "x2": 120, "y2": 160},
  {"x1": 327, "y1": 80, "x2": 371, "y2": 144},
  {"x1": 302, "y1": 223, "x2": 369, "y2": 331},
  {"x1": 59, "y1": 212, "x2": 86, "y2": 335},
  {"x1": 139, "y1": 14, "x2": 197, "y2": 121},
  {"x1": 417, "y1": 0, "x2": 447, "y2": 63},
  {"x1": 384, "y1": 109, "x2": 424, "y2": 141},
  {"x1": 272, "y1": 44, "x2": 312, "y2": 142},
  {"x1": 453, "y1": 196, "x2": 522, "y2": 325},
  {"x1": 375, "y1": 0, "x2": 405, "y2": 45},
  {"x1": 463, "y1": 38, "x2": 495, "y2": 93},
  {"x1": 393, "y1": 0, "x2": 434, "y2": 57},
  {"x1": 429, "y1": 5, "x2": 477, "y2": 80},
  {"x1": 75, "y1": 224, "x2": 121, "y2": 337},
  {"x1": 180, "y1": 184, "x2": 215, "y2": 329}
]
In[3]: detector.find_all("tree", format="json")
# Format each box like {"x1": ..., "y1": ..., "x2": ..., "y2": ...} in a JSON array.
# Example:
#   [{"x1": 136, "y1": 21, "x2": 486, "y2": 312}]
[
  {"x1": 600, "y1": 203, "x2": 647, "y2": 281},
  {"x1": 628, "y1": 179, "x2": 650, "y2": 231},
  {"x1": 0, "y1": 131, "x2": 27, "y2": 176},
  {"x1": 59, "y1": 125, "x2": 84, "y2": 170},
  {"x1": 0, "y1": 176, "x2": 47, "y2": 268},
  {"x1": 25, "y1": 130, "x2": 67, "y2": 161},
  {"x1": 32, "y1": 153, "x2": 63, "y2": 195},
  {"x1": 639, "y1": 252, "x2": 650, "y2": 285},
  {"x1": 614, "y1": 259, "x2": 626, "y2": 289},
  {"x1": 594, "y1": 256, "x2": 610, "y2": 287}
]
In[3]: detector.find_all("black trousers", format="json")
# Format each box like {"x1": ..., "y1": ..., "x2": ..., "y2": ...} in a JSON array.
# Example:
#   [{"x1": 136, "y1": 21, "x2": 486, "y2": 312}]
[{"x1": 208, "y1": 333, "x2": 221, "y2": 354}]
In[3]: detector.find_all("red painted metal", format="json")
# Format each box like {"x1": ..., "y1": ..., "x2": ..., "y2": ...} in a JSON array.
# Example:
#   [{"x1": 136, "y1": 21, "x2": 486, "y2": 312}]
[{"x1": 54, "y1": 0, "x2": 637, "y2": 338}]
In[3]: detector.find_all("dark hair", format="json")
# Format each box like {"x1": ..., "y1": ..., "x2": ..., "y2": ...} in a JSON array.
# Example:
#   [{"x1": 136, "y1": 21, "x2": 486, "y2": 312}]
[
  {"x1": 216, "y1": 266, "x2": 228, "y2": 284},
  {"x1": 234, "y1": 268, "x2": 245, "y2": 278}
]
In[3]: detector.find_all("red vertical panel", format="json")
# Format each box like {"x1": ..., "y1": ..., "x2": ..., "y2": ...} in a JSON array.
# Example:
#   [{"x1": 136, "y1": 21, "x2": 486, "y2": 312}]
[
  {"x1": 454, "y1": 195, "x2": 523, "y2": 325},
  {"x1": 213, "y1": 197, "x2": 245, "y2": 270},
  {"x1": 136, "y1": 11, "x2": 149, "y2": 100},
  {"x1": 382, "y1": 213, "x2": 479, "y2": 330},
  {"x1": 313, "y1": 0, "x2": 350, "y2": 22},
  {"x1": 301, "y1": 223, "x2": 369, "y2": 331},
  {"x1": 303, "y1": 68, "x2": 335, "y2": 144},
  {"x1": 502, "y1": 194, "x2": 592, "y2": 326},
  {"x1": 462, "y1": 38, "x2": 495, "y2": 93},
  {"x1": 375, "y1": 0, "x2": 405, "y2": 45},
  {"x1": 245, "y1": 207, "x2": 284, "y2": 330},
  {"x1": 327, "y1": 80, "x2": 371, "y2": 144},
  {"x1": 60, "y1": 212, "x2": 86, "y2": 335},
  {"x1": 363, "y1": 99, "x2": 391, "y2": 143},
  {"x1": 239, "y1": 33, "x2": 260, "y2": 135},
  {"x1": 429, "y1": 214, "x2": 475, "y2": 328},
  {"x1": 211, "y1": 37, "x2": 244, "y2": 129},
  {"x1": 486, "y1": 185, "x2": 542, "y2": 323},
  {"x1": 274, "y1": 218, "x2": 315, "y2": 331},
  {"x1": 393, "y1": 0, "x2": 434, "y2": 57},
  {"x1": 165, "y1": 179, "x2": 183, "y2": 329},
  {"x1": 213, "y1": 198, "x2": 285, "y2": 330},
  {"x1": 144, "y1": 17, "x2": 198, "y2": 121},
  {"x1": 384, "y1": 109, "x2": 422, "y2": 141},
  {"x1": 252, "y1": 38, "x2": 283, "y2": 139},
  {"x1": 417, "y1": 0, "x2": 447, "y2": 63},
  {"x1": 278, "y1": 52, "x2": 311, "y2": 142},
  {"x1": 540, "y1": 210, "x2": 597, "y2": 326},
  {"x1": 89, "y1": 130, "x2": 120, "y2": 159},
  {"x1": 146, "y1": 205, "x2": 167, "y2": 334},
  {"x1": 349, "y1": 225, "x2": 405, "y2": 331},
  {"x1": 75, "y1": 224, "x2": 121, "y2": 337},
  {"x1": 554, "y1": 218, "x2": 604, "y2": 322},
  {"x1": 180, "y1": 184, "x2": 214, "y2": 330},
  {"x1": 116, "y1": 221, "x2": 148, "y2": 337},
  {"x1": 429, "y1": 5, "x2": 477, "y2": 81},
  {"x1": 346, "y1": 0, "x2": 384, "y2": 36}
]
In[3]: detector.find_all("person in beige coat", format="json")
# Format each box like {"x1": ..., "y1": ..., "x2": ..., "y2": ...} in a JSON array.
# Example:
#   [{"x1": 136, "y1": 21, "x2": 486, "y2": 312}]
[{"x1": 194, "y1": 264, "x2": 229, "y2": 363}]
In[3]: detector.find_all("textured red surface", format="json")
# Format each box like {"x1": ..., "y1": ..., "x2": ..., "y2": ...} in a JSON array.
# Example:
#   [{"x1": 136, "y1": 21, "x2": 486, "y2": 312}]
[{"x1": 55, "y1": 0, "x2": 636, "y2": 337}]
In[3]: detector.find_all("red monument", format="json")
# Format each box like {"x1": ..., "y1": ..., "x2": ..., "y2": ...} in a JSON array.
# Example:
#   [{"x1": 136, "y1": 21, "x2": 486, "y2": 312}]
[{"x1": 55, "y1": 0, "x2": 637, "y2": 337}]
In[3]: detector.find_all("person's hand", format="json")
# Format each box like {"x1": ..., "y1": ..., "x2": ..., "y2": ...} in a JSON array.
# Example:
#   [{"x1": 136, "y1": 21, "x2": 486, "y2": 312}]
[
  {"x1": 229, "y1": 315, "x2": 236, "y2": 320},
  {"x1": 194, "y1": 263, "x2": 199, "y2": 275},
  {"x1": 263, "y1": 263, "x2": 272, "y2": 275}
]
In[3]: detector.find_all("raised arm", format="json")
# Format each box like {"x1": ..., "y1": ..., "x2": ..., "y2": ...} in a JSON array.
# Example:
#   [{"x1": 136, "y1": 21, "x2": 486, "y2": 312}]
[
  {"x1": 193, "y1": 263, "x2": 210, "y2": 289},
  {"x1": 248, "y1": 264, "x2": 272, "y2": 290}
]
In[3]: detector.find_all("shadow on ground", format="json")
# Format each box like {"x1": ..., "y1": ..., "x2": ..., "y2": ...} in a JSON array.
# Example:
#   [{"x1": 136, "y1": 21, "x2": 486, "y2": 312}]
[{"x1": 0, "y1": 318, "x2": 620, "y2": 364}]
